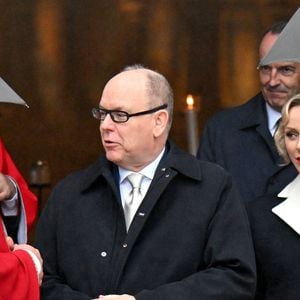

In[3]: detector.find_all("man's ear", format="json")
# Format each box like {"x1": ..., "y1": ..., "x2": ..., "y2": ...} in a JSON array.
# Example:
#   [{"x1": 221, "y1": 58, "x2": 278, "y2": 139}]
[{"x1": 153, "y1": 110, "x2": 168, "y2": 137}]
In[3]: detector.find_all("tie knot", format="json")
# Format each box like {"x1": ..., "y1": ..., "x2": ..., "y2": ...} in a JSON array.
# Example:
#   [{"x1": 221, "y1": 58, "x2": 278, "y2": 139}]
[{"x1": 127, "y1": 173, "x2": 143, "y2": 190}]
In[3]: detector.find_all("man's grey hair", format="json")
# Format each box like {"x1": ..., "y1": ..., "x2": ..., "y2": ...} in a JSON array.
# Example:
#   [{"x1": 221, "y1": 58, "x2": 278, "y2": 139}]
[{"x1": 122, "y1": 64, "x2": 174, "y2": 132}]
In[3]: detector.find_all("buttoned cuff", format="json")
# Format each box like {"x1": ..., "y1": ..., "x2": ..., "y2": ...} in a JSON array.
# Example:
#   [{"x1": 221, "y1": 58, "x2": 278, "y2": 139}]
[{"x1": 1, "y1": 177, "x2": 18, "y2": 216}]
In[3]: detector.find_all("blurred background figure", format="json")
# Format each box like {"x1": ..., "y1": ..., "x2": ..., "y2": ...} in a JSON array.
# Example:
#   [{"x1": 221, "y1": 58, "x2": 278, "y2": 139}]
[{"x1": 197, "y1": 20, "x2": 298, "y2": 202}]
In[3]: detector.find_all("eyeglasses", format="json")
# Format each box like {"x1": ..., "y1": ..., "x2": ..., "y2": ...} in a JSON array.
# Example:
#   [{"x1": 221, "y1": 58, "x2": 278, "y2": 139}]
[{"x1": 92, "y1": 103, "x2": 168, "y2": 123}]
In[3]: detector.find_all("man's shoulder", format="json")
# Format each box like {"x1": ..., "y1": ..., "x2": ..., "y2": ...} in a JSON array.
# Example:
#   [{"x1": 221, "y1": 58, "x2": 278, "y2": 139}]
[
  {"x1": 167, "y1": 142, "x2": 230, "y2": 177},
  {"x1": 54, "y1": 156, "x2": 106, "y2": 191},
  {"x1": 208, "y1": 93, "x2": 264, "y2": 125}
]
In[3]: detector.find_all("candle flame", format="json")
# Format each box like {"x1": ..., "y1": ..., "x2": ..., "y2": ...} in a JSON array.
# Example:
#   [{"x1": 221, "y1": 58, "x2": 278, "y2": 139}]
[{"x1": 186, "y1": 94, "x2": 194, "y2": 110}]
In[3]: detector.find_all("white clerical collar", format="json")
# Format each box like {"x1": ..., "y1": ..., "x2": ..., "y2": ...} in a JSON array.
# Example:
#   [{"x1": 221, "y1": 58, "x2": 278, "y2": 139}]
[
  {"x1": 272, "y1": 174, "x2": 300, "y2": 235},
  {"x1": 265, "y1": 102, "x2": 281, "y2": 136},
  {"x1": 118, "y1": 147, "x2": 165, "y2": 183}
]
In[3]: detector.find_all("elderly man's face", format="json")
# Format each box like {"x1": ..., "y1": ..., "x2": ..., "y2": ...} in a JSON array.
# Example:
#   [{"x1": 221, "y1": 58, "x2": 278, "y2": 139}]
[
  {"x1": 259, "y1": 32, "x2": 300, "y2": 112},
  {"x1": 98, "y1": 71, "x2": 166, "y2": 171}
]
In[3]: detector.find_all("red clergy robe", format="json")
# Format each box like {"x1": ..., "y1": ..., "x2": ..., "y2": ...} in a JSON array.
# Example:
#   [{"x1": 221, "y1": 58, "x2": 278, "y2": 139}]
[
  {"x1": 0, "y1": 218, "x2": 39, "y2": 300},
  {"x1": 0, "y1": 138, "x2": 38, "y2": 232}
]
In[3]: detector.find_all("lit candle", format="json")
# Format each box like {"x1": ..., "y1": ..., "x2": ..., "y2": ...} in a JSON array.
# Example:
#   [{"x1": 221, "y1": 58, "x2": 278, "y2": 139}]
[{"x1": 185, "y1": 94, "x2": 199, "y2": 155}]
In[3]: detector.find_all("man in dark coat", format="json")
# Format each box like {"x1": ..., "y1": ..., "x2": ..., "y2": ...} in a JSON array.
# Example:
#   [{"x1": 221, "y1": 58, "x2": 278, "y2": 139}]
[
  {"x1": 197, "y1": 22, "x2": 298, "y2": 202},
  {"x1": 35, "y1": 65, "x2": 256, "y2": 299}
]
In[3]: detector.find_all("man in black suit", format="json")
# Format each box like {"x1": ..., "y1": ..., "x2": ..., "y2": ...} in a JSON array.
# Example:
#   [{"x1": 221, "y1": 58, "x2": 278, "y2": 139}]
[
  {"x1": 36, "y1": 65, "x2": 256, "y2": 299},
  {"x1": 197, "y1": 21, "x2": 298, "y2": 202}
]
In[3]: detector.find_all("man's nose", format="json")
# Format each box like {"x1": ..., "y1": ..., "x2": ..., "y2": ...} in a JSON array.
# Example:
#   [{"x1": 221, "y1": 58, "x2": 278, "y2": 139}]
[
  {"x1": 268, "y1": 69, "x2": 280, "y2": 86},
  {"x1": 100, "y1": 113, "x2": 114, "y2": 129}
]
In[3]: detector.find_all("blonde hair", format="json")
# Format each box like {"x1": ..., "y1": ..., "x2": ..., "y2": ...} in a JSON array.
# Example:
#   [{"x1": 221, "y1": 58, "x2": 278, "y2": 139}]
[{"x1": 274, "y1": 94, "x2": 300, "y2": 164}]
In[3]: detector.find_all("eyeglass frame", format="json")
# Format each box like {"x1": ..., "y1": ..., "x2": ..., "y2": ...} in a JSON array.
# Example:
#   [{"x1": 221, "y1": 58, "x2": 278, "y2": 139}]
[{"x1": 92, "y1": 103, "x2": 168, "y2": 123}]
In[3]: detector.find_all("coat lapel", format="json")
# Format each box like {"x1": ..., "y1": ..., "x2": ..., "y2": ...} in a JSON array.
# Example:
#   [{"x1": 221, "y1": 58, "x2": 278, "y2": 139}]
[
  {"x1": 239, "y1": 95, "x2": 279, "y2": 162},
  {"x1": 111, "y1": 142, "x2": 203, "y2": 290},
  {"x1": 272, "y1": 174, "x2": 300, "y2": 234}
]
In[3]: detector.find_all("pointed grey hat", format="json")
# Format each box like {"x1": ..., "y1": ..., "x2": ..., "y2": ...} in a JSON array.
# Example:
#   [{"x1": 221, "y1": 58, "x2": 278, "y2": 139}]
[
  {"x1": 0, "y1": 77, "x2": 29, "y2": 107},
  {"x1": 259, "y1": 7, "x2": 300, "y2": 66}
]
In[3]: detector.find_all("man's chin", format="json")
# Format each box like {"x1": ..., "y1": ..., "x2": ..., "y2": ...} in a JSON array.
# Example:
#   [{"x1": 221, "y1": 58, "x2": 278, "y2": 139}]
[
  {"x1": 105, "y1": 151, "x2": 121, "y2": 164},
  {"x1": 266, "y1": 95, "x2": 288, "y2": 111}
]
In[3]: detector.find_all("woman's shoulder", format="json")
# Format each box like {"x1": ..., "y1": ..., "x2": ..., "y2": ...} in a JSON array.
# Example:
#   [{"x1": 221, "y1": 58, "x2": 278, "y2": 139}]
[
  {"x1": 245, "y1": 193, "x2": 285, "y2": 224},
  {"x1": 246, "y1": 193, "x2": 284, "y2": 211}
]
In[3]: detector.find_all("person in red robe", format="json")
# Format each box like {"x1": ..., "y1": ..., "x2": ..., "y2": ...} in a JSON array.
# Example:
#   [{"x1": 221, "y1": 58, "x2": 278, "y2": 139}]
[
  {"x1": 0, "y1": 78, "x2": 41, "y2": 297},
  {"x1": 0, "y1": 214, "x2": 42, "y2": 300},
  {"x1": 0, "y1": 77, "x2": 38, "y2": 243},
  {"x1": 0, "y1": 138, "x2": 38, "y2": 242}
]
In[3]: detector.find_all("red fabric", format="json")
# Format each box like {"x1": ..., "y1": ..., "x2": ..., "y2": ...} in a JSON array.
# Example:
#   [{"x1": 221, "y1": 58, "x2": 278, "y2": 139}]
[
  {"x1": 0, "y1": 219, "x2": 8, "y2": 253},
  {"x1": 0, "y1": 215, "x2": 39, "y2": 300},
  {"x1": 0, "y1": 138, "x2": 38, "y2": 232}
]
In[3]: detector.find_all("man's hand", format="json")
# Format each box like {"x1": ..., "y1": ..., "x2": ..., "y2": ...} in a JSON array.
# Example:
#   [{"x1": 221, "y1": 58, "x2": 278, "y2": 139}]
[
  {"x1": 0, "y1": 173, "x2": 16, "y2": 202},
  {"x1": 6, "y1": 236, "x2": 14, "y2": 250},
  {"x1": 97, "y1": 295, "x2": 135, "y2": 300}
]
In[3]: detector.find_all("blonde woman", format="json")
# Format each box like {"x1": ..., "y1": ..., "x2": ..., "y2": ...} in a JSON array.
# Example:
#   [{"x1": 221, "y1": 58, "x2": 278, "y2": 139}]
[{"x1": 247, "y1": 94, "x2": 300, "y2": 299}]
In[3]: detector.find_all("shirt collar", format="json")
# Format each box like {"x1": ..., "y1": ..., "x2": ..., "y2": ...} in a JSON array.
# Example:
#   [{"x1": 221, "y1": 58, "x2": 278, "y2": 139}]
[
  {"x1": 265, "y1": 102, "x2": 281, "y2": 135},
  {"x1": 118, "y1": 147, "x2": 165, "y2": 184}
]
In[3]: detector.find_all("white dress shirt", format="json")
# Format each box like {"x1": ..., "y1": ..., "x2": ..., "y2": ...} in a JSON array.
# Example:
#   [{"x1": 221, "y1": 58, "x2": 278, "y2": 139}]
[{"x1": 118, "y1": 148, "x2": 165, "y2": 214}]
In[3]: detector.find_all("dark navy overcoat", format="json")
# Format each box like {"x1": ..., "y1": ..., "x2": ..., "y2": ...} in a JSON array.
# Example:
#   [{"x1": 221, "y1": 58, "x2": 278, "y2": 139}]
[{"x1": 36, "y1": 142, "x2": 256, "y2": 299}]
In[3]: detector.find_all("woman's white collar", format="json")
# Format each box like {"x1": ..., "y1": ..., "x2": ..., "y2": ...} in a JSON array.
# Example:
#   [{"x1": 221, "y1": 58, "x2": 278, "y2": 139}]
[{"x1": 272, "y1": 174, "x2": 300, "y2": 235}]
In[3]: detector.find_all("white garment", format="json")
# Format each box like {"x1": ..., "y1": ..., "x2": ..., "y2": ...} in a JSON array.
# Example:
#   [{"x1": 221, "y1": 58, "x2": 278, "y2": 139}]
[
  {"x1": 1, "y1": 177, "x2": 27, "y2": 243},
  {"x1": 272, "y1": 174, "x2": 300, "y2": 235}
]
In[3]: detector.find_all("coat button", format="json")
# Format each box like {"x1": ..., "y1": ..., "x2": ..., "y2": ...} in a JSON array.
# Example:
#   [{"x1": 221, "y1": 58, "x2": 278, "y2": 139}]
[
  {"x1": 101, "y1": 251, "x2": 107, "y2": 257},
  {"x1": 122, "y1": 243, "x2": 128, "y2": 248}
]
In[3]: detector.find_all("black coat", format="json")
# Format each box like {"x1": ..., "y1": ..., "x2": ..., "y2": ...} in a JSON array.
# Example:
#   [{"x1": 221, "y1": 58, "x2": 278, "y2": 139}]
[
  {"x1": 246, "y1": 194, "x2": 300, "y2": 299},
  {"x1": 36, "y1": 142, "x2": 256, "y2": 299},
  {"x1": 197, "y1": 93, "x2": 297, "y2": 202}
]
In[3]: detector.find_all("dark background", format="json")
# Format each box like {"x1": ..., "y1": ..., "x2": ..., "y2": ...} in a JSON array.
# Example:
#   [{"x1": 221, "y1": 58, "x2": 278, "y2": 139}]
[{"x1": 0, "y1": 0, "x2": 298, "y2": 215}]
